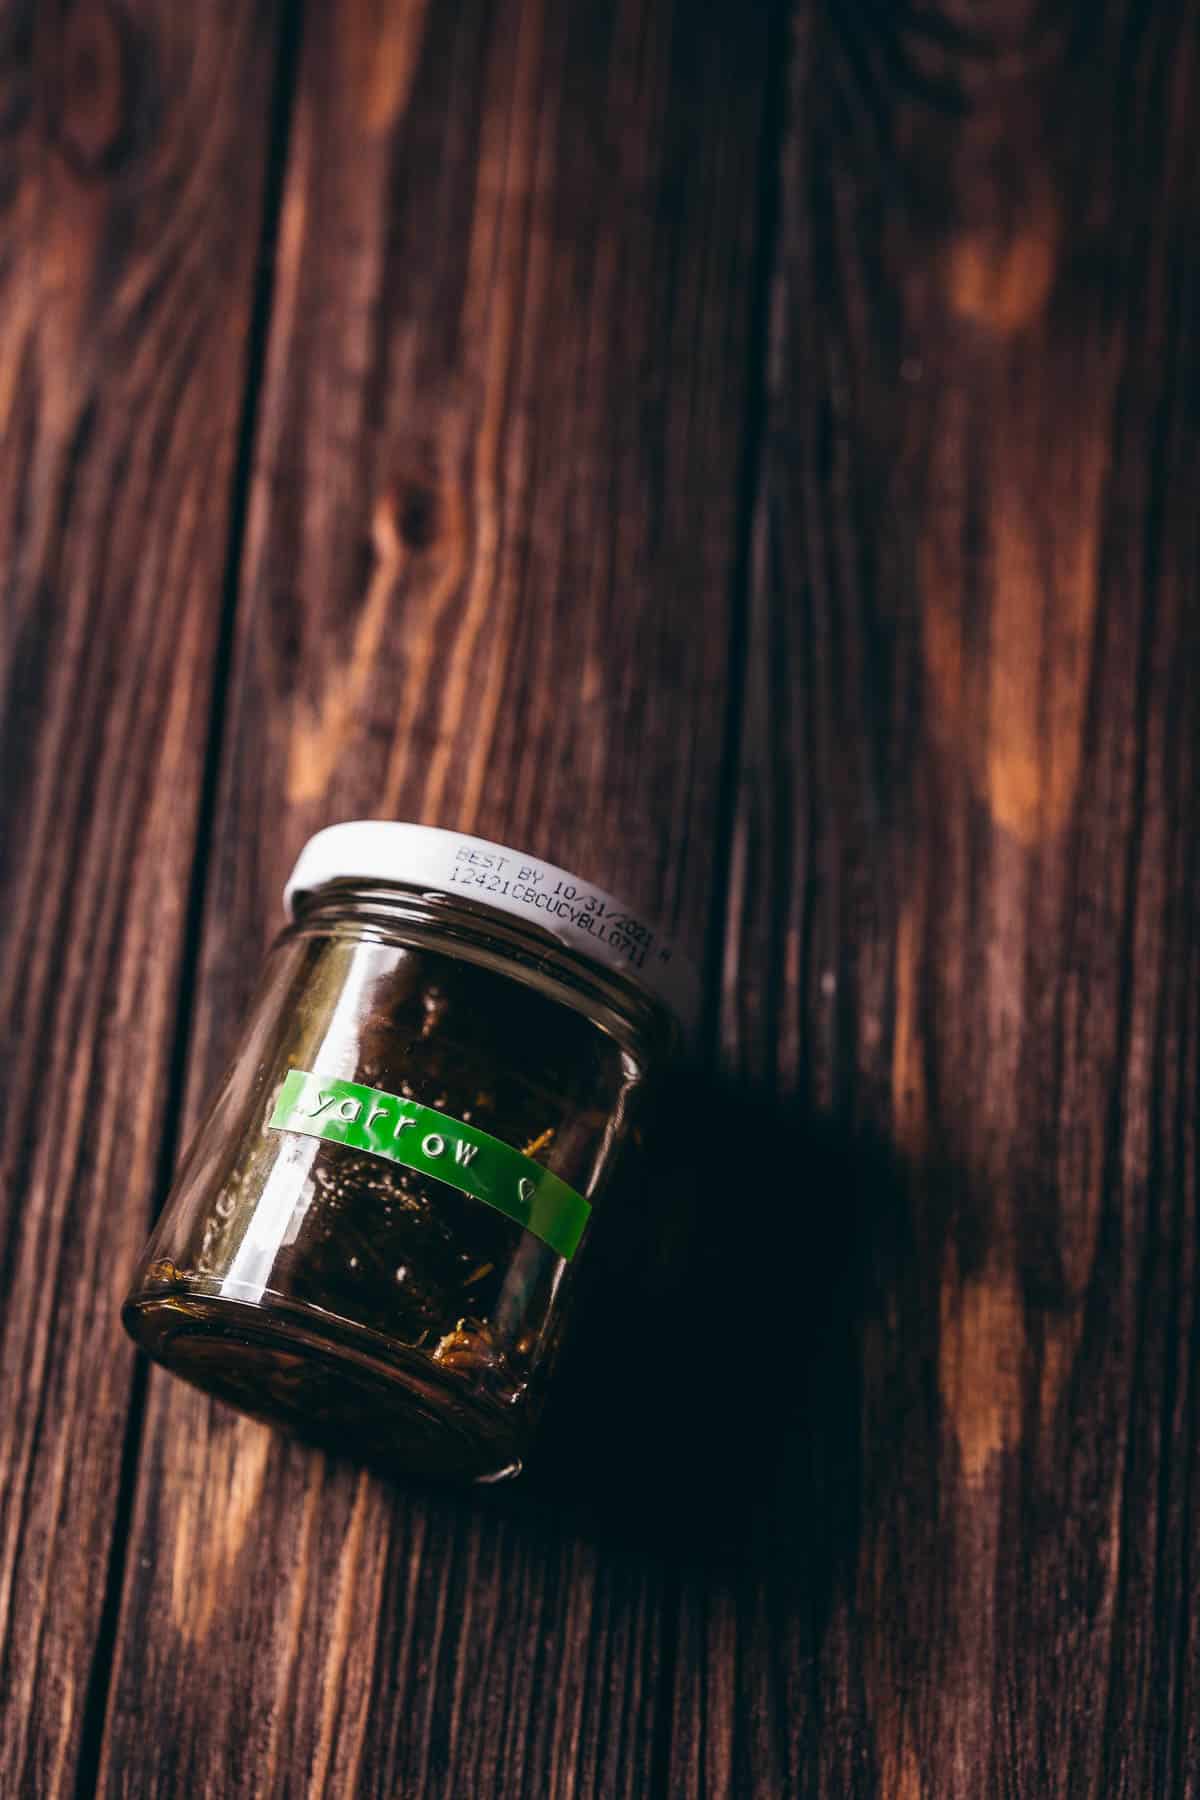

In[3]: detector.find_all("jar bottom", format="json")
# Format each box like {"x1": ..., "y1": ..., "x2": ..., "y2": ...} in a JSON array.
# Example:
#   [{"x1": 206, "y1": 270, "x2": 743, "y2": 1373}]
[{"x1": 122, "y1": 1286, "x2": 526, "y2": 1482}]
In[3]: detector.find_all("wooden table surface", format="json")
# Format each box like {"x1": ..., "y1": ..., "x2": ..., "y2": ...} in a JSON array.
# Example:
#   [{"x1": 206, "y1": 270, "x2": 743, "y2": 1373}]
[{"x1": 3, "y1": 1, "x2": 1198, "y2": 1794}]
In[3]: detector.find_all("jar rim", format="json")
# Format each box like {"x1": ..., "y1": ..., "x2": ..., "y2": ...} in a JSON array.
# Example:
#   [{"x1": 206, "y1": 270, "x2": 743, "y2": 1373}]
[{"x1": 284, "y1": 821, "x2": 701, "y2": 1037}]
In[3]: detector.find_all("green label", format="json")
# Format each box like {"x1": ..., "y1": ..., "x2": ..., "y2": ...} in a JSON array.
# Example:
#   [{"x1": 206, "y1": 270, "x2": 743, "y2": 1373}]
[{"x1": 267, "y1": 1069, "x2": 591, "y2": 1261}]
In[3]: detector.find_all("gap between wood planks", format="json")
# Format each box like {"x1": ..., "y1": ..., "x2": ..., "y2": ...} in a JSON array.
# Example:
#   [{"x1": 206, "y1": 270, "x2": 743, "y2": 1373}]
[{"x1": 643, "y1": 2, "x2": 794, "y2": 1795}]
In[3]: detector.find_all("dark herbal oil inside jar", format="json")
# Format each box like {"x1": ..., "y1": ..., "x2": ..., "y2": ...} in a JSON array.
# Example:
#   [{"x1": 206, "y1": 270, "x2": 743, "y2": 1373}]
[{"x1": 122, "y1": 882, "x2": 659, "y2": 1480}]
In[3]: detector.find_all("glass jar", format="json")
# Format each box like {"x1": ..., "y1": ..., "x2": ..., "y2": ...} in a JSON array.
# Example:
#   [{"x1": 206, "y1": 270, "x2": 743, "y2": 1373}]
[{"x1": 122, "y1": 823, "x2": 696, "y2": 1482}]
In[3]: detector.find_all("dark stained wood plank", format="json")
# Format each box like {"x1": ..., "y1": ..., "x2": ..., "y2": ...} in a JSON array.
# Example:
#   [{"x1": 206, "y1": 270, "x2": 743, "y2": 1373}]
[
  {"x1": 0, "y1": 2, "x2": 285, "y2": 1793},
  {"x1": 97, "y1": 2, "x2": 777, "y2": 1794},
  {"x1": 667, "y1": 1, "x2": 1200, "y2": 1794}
]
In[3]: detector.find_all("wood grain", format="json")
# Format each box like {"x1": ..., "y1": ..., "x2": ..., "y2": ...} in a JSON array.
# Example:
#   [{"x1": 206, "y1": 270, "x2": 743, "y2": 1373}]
[
  {"x1": 5, "y1": 0, "x2": 1197, "y2": 1792},
  {"x1": 96, "y1": 2, "x2": 776, "y2": 1794},
  {"x1": 0, "y1": 2, "x2": 284, "y2": 1793},
  {"x1": 667, "y1": 1, "x2": 1200, "y2": 1795}
]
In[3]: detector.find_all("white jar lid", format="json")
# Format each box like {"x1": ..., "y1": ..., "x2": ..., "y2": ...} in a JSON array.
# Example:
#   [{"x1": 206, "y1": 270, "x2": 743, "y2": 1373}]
[{"x1": 284, "y1": 821, "x2": 701, "y2": 1037}]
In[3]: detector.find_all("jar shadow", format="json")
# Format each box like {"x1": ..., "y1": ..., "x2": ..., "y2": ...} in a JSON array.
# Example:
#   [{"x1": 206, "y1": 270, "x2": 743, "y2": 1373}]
[{"x1": 482, "y1": 1068, "x2": 920, "y2": 1594}]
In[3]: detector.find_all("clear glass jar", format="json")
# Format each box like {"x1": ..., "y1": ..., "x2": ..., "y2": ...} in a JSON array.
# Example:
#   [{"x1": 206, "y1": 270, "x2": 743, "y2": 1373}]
[{"x1": 122, "y1": 824, "x2": 695, "y2": 1482}]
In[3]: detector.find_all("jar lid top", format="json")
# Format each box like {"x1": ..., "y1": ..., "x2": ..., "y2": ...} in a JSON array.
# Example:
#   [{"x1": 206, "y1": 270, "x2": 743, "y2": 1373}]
[{"x1": 284, "y1": 822, "x2": 701, "y2": 1037}]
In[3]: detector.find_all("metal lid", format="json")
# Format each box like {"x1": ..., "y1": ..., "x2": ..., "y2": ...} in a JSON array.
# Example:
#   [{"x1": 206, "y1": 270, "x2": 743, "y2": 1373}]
[{"x1": 284, "y1": 821, "x2": 701, "y2": 1037}]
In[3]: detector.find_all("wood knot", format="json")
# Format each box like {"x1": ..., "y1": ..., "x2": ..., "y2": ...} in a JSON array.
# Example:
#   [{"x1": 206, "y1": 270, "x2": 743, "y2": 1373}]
[
  {"x1": 48, "y1": 0, "x2": 137, "y2": 176},
  {"x1": 393, "y1": 477, "x2": 440, "y2": 552}
]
